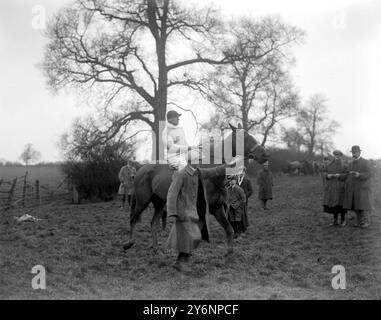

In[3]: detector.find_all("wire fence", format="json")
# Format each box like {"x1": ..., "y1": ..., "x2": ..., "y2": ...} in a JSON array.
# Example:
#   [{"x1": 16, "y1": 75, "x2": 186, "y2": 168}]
[{"x1": 0, "y1": 172, "x2": 71, "y2": 212}]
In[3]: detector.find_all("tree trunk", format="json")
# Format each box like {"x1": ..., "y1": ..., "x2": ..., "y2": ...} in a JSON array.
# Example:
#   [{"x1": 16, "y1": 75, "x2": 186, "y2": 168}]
[
  {"x1": 242, "y1": 110, "x2": 249, "y2": 132},
  {"x1": 152, "y1": 31, "x2": 168, "y2": 162}
]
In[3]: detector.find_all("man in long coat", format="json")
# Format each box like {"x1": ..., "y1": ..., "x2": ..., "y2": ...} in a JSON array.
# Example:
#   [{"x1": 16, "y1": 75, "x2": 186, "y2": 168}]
[
  {"x1": 166, "y1": 153, "x2": 242, "y2": 272},
  {"x1": 257, "y1": 161, "x2": 273, "y2": 210},
  {"x1": 343, "y1": 145, "x2": 372, "y2": 228}
]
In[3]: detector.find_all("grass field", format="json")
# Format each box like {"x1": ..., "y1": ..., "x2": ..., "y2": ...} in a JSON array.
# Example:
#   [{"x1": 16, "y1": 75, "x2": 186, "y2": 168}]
[
  {"x1": 0, "y1": 165, "x2": 64, "y2": 187},
  {"x1": 1, "y1": 174, "x2": 380, "y2": 300}
]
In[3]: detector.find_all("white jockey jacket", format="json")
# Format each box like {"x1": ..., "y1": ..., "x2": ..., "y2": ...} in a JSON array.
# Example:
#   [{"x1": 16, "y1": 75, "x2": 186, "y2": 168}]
[{"x1": 162, "y1": 122, "x2": 188, "y2": 168}]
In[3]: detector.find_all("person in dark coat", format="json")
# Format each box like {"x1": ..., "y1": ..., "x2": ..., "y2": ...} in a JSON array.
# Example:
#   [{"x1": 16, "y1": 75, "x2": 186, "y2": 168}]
[
  {"x1": 166, "y1": 153, "x2": 243, "y2": 272},
  {"x1": 257, "y1": 161, "x2": 273, "y2": 210},
  {"x1": 238, "y1": 167, "x2": 253, "y2": 234},
  {"x1": 323, "y1": 150, "x2": 348, "y2": 226},
  {"x1": 342, "y1": 145, "x2": 372, "y2": 228},
  {"x1": 227, "y1": 177, "x2": 246, "y2": 239}
]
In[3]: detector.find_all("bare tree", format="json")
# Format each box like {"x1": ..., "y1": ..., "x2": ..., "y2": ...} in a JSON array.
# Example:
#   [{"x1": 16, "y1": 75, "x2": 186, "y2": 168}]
[
  {"x1": 42, "y1": 0, "x2": 288, "y2": 160},
  {"x1": 281, "y1": 127, "x2": 306, "y2": 154},
  {"x1": 296, "y1": 94, "x2": 340, "y2": 158},
  {"x1": 19, "y1": 143, "x2": 41, "y2": 166},
  {"x1": 58, "y1": 117, "x2": 136, "y2": 162},
  {"x1": 203, "y1": 16, "x2": 303, "y2": 145}
]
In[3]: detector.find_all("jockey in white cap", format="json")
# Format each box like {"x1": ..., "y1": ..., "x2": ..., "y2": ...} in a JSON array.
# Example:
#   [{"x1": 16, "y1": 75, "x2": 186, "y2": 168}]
[{"x1": 162, "y1": 110, "x2": 191, "y2": 170}]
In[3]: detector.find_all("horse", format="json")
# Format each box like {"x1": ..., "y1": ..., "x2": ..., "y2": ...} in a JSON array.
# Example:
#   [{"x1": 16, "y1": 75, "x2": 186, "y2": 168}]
[
  {"x1": 124, "y1": 124, "x2": 269, "y2": 254},
  {"x1": 287, "y1": 161, "x2": 302, "y2": 175}
]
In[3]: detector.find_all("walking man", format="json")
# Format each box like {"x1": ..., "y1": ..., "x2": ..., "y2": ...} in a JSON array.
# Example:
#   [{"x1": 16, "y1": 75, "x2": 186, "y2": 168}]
[{"x1": 166, "y1": 152, "x2": 243, "y2": 272}]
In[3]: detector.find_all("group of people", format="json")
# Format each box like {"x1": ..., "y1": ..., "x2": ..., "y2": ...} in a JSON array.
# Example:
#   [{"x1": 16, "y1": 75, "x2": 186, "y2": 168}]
[
  {"x1": 322, "y1": 145, "x2": 373, "y2": 228},
  {"x1": 117, "y1": 110, "x2": 276, "y2": 272},
  {"x1": 157, "y1": 110, "x2": 275, "y2": 271},
  {"x1": 118, "y1": 110, "x2": 375, "y2": 274}
]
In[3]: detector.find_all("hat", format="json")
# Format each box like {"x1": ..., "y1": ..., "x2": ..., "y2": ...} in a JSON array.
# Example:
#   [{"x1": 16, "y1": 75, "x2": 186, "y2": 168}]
[
  {"x1": 350, "y1": 145, "x2": 361, "y2": 153},
  {"x1": 166, "y1": 110, "x2": 181, "y2": 119},
  {"x1": 332, "y1": 150, "x2": 343, "y2": 156}
]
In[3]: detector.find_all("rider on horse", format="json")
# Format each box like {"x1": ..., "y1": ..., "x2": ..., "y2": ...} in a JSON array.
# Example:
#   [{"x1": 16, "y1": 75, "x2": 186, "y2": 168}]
[{"x1": 162, "y1": 110, "x2": 192, "y2": 170}]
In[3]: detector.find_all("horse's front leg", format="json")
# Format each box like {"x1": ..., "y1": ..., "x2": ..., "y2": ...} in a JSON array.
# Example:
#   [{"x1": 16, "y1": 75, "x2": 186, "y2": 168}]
[{"x1": 210, "y1": 205, "x2": 234, "y2": 255}]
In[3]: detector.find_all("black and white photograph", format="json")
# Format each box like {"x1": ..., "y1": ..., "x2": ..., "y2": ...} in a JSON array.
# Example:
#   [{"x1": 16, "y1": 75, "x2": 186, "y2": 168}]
[{"x1": 1, "y1": 0, "x2": 380, "y2": 304}]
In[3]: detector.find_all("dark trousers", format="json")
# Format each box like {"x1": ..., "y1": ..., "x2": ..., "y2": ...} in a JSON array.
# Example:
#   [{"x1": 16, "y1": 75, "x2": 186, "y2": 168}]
[{"x1": 354, "y1": 210, "x2": 369, "y2": 226}]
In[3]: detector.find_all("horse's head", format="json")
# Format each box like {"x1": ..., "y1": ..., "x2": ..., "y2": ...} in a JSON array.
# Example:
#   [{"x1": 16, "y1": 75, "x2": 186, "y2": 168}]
[{"x1": 228, "y1": 123, "x2": 269, "y2": 164}]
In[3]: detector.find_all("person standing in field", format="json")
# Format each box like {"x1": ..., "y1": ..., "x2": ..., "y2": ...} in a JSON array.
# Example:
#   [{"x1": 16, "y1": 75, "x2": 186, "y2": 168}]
[
  {"x1": 343, "y1": 145, "x2": 372, "y2": 228},
  {"x1": 227, "y1": 176, "x2": 247, "y2": 239},
  {"x1": 238, "y1": 166, "x2": 253, "y2": 235},
  {"x1": 257, "y1": 161, "x2": 273, "y2": 210},
  {"x1": 118, "y1": 161, "x2": 136, "y2": 209},
  {"x1": 322, "y1": 150, "x2": 348, "y2": 227}
]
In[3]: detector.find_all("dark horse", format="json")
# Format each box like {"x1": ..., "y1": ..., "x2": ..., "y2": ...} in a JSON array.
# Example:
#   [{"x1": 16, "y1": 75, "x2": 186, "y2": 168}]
[{"x1": 124, "y1": 124, "x2": 269, "y2": 254}]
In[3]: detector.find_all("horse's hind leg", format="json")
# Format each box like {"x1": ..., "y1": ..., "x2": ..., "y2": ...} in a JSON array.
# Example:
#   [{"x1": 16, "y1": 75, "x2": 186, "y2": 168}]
[
  {"x1": 211, "y1": 205, "x2": 234, "y2": 255},
  {"x1": 150, "y1": 195, "x2": 166, "y2": 253},
  {"x1": 123, "y1": 193, "x2": 150, "y2": 250}
]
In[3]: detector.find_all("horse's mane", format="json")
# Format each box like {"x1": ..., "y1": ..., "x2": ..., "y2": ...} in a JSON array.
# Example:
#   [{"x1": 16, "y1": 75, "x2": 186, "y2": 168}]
[{"x1": 198, "y1": 129, "x2": 257, "y2": 166}]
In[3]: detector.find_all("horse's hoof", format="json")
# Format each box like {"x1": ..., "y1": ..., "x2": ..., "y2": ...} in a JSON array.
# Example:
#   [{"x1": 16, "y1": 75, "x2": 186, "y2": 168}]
[{"x1": 123, "y1": 242, "x2": 135, "y2": 250}]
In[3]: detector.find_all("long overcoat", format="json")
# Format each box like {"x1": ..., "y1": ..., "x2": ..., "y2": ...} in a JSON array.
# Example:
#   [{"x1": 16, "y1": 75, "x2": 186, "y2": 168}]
[
  {"x1": 257, "y1": 169, "x2": 273, "y2": 200},
  {"x1": 343, "y1": 157, "x2": 372, "y2": 211},
  {"x1": 166, "y1": 164, "x2": 227, "y2": 254},
  {"x1": 323, "y1": 160, "x2": 347, "y2": 208}
]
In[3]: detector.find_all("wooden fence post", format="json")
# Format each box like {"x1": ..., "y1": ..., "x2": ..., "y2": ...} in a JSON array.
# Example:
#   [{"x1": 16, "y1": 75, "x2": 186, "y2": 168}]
[
  {"x1": 22, "y1": 172, "x2": 28, "y2": 208},
  {"x1": 7, "y1": 178, "x2": 17, "y2": 210},
  {"x1": 35, "y1": 180, "x2": 40, "y2": 205}
]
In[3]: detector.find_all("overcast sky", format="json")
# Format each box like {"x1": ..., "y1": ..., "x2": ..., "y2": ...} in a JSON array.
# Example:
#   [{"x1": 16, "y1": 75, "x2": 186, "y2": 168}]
[{"x1": 1, "y1": 0, "x2": 380, "y2": 162}]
